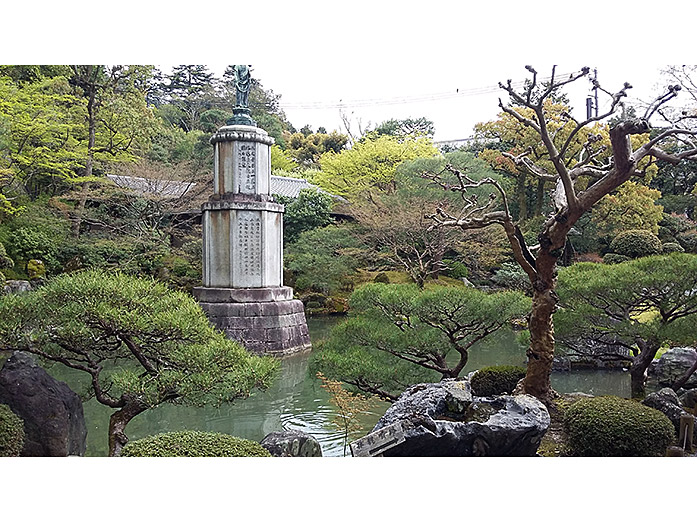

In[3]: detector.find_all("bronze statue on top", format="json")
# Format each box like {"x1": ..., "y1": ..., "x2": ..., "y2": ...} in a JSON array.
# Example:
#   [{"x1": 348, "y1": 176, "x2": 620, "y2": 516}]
[{"x1": 228, "y1": 64, "x2": 256, "y2": 126}]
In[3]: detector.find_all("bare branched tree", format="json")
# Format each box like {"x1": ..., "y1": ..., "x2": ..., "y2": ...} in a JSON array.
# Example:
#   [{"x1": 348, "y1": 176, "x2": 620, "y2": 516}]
[{"x1": 424, "y1": 65, "x2": 697, "y2": 404}]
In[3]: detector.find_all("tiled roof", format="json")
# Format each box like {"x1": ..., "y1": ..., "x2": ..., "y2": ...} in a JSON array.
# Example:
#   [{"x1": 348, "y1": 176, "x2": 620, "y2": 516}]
[
  {"x1": 106, "y1": 174, "x2": 335, "y2": 200},
  {"x1": 270, "y1": 175, "x2": 327, "y2": 198},
  {"x1": 106, "y1": 175, "x2": 195, "y2": 199}
]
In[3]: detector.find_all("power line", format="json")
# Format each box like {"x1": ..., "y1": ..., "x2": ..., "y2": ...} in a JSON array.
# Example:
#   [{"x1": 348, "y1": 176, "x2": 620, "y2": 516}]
[{"x1": 277, "y1": 70, "x2": 582, "y2": 111}]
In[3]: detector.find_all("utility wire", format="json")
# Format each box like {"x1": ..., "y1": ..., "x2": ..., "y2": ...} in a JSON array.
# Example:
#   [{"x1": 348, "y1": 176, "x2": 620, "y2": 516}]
[{"x1": 277, "y1": 70, "x2": 582, "y2": 110}]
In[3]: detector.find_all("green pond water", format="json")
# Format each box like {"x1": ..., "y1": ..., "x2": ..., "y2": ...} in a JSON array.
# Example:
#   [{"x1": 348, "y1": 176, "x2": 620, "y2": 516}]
[{"x1": 46, "y1": 315, "x2": 631, "y2": 457}]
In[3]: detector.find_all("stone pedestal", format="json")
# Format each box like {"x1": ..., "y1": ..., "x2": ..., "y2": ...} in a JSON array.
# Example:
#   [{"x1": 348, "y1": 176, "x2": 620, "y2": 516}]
[{"x1": 193, "y1": 124, "x2": 311, "y2": 355}]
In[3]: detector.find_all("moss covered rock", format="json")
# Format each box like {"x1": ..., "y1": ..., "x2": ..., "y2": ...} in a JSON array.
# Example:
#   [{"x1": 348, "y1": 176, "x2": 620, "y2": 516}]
[
  {"x1": 470, "y1": 365, "x2": 527, "y2": 397},
  {"x1": 0, "y1": 403, "x2": 25, "y2": 457},
  {"x1": 120, "y1": 430, "x2": 272, "y2": 457},
  {"x1": 563, "y1": 395, "x2": 675, "y2": 457}
]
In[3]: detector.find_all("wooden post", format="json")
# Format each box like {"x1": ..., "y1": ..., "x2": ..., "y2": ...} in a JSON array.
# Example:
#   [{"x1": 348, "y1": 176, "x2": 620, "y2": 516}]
[{"x1": 679, "y1": 413, "x2": 694, "y2": 454}]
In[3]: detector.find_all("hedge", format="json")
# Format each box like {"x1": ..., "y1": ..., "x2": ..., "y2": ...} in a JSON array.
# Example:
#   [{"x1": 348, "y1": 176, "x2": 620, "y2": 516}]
[
  {"x1": 563, "y1": 396, "x2": 674, "y2": 457},
  {"x1": 120, "y1": 430, "x2": 272, "y2": 457},
  {"x1": 602, "y1": 253, "x2": 631, "y2": 265},
  {"x1": 609, "y1": 230, "x2": 662, "y2": 259}
]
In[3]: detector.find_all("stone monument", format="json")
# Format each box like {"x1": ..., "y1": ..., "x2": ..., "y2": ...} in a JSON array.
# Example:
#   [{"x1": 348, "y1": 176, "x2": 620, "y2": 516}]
[{"x1": 193, "y1": 66, "x2": 311, "y2": 355}]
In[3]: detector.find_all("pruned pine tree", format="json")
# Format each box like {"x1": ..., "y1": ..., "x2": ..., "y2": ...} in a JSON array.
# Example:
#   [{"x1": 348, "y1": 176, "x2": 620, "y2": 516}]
[{"x1": 0, "y1": 270, "x2": 277, "y2": 456}]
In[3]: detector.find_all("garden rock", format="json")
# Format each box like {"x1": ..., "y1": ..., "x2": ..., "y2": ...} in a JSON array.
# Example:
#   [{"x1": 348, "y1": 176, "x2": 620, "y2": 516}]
[
  {"x1": 648, "y1": 347, "x2": 697, "y2": 390},
  {"x1": 642, "y1": 387, "x2": 692, "y2": 437},
  {"x1": 370, "y1": 380, "x2": 549, "y2": 457},
  {"x1": 679, "y1": 389, "x2": 697, "y2": 410},
  {"x1": 0, "y1": 352, "x2": 87, "y2": 456},
  {"x1": 260, "y1": 429, "x2": 322, "y2": 457},
  {"x1": 3, "y1": 280, "x2": 32, "y2": 295}
]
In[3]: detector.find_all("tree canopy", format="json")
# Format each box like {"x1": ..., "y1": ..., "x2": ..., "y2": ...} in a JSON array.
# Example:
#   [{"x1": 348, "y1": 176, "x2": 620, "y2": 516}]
[
  {"x1": 0, "y1": 270, "x2": 278, "y2": 456},
  {"x1": 311, "y1": 283, "x2": 530, "y2": 401},
  {"x1": 556, "y1": 253, "x2": 697, "y2": 397},
  {"x1": 314, "y1": 134, "x2": 438, "y2": 199}
]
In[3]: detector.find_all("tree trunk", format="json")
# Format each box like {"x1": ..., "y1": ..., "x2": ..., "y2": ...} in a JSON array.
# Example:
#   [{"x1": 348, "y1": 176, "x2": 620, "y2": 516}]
[
  {"x1": 71, "y1": 76, "x2": 97, "y2": 238},
  {"x1": 516, "y1": 173, "x2": 527, "y2": 221},
  {"x1": 630, "y1": 362, "x2": 649, "y2": 399},
  {"x1": 522, "y1": 287, "x2": 557, "y2": 403},
  {"x1": 108, "y1": 400, "x2": 148, "y2": 457},
  {"x1": 521, "y1": 251, "x2": 560, "y2": 405},
  {"x1": 535, "y1": 179, "x2": 545, "y2": 216},
  {"x1": 629, "y1": 343, "x2": 659, "y2": 399}
]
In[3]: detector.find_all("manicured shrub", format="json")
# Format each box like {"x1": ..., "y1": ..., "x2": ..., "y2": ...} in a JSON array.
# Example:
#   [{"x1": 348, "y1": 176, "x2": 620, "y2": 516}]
[
  {"x1": 661, "y1": 242, "x2": 685, "y2": 254},
  {"x1": 443, "y1": 259, "x2": 469, "y2": 279},
  {"x1": 609, "y1": 229, "x2": 662, "y2": 259},
  {"x1": 563, "y1": 396, "x2": 674, "y2": 457},
  {"x1": 470, "y1": 365, "x2": 527, "y2": 396},
  {"x1": 120, "y1": 431, "x2": 272, "y2": 457},
  {"x1": 492, "y1": 262, "x2": 529, "y2": 292},
  {"x1": 0, "y1": 404, "x2": 25, "y2": 457},
  {"x1": 677, "y1": 230, "x2": 697, "y2": 254},
  {"x1": 602, "y1": 253, "x2": 631, "y2": 265},
  {"x1": 5, "y1": 227, "x2": 60, "y2": 271}
]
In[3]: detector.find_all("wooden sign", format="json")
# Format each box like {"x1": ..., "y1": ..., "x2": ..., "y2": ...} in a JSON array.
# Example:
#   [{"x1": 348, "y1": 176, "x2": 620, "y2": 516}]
[{"x1": 350, "y1": 421, "x2": 405, "y2": 457}]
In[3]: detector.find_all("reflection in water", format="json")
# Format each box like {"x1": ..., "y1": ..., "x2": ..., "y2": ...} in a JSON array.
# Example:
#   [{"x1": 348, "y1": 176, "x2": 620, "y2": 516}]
[
  {"x1": 552, "y1": 369, "x2": 630, "y2": 398},
  {"x1": 49, "y1": 315, "x2": 630, "y2": 457}
]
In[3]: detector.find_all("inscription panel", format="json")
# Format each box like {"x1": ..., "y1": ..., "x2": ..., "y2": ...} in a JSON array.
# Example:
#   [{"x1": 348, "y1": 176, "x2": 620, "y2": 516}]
[
  {"x1": 235, "y1": 210, "x2": 262, "y2": 286},
  {"x1": 236, "y1": 142, "x2": 257, "y2": 194},
  {"x1": 350, "y1": 421, "x2": 405, "y2": 457}
]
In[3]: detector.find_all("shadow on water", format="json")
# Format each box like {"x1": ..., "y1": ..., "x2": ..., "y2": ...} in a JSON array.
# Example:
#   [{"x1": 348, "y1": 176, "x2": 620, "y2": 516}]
[{"x1": 47, "y1": 315, "x2": 630, "y2": 457}]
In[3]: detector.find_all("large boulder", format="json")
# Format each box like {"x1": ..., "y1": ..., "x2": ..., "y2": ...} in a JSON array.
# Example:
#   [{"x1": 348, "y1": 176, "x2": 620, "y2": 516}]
[
  {"x1": 0, "y1": 352, "x2": 87, "y2": 456},
  {"x1": 369, "y1": 380, "x2": 549, "y2": 457},
  {"x1": 648, "y1": 347, "x2": 697, "y2": 390},
  {"x1": 642, "y1": 387, "x2": 693, "y2": 438},
  {"x1": 260, "y1": 429, "x2": 322, "y2": 457},
  {"x1": 679, "y1": 389, "x2": 697, "y2": 410}
]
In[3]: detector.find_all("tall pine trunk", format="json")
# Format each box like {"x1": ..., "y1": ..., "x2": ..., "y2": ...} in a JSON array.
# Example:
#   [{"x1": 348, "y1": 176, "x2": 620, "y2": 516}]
[
  {"x1": 521, "y1": 251, "x2": 559, "y2": 404},
  {"x1": 108, "y1": 400, "x2": 147, "y2": 456}
]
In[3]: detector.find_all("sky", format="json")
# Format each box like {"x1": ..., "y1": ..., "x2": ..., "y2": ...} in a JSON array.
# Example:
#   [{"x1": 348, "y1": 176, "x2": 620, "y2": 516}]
[{"x1": 205, "y1": 62, "x2": 672, "y2": 141}]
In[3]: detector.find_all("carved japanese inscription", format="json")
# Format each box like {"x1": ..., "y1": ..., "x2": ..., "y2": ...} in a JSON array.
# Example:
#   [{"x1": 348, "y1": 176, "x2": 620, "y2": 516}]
[
  {"x1": 237, "y1": 211, "x2": 262, "y2": 279},
  {"x1": 237, "y1": 142, "x2": 256, "y2": 193}
]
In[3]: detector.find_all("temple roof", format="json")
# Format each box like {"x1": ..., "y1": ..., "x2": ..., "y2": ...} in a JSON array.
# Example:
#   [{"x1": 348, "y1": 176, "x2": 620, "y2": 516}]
[{"x1": 106, "y1": 174, "x2": 332, "y2": 200}]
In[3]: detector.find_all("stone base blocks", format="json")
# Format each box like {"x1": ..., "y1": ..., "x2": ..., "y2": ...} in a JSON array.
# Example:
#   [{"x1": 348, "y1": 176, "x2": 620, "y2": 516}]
[{"x1": 194, "y1": 286, "x2": 311, "y2": 355}]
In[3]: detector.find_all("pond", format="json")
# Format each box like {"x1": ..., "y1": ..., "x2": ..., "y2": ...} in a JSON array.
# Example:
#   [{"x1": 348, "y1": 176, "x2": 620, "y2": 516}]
[{"x1": 48, "y1": 315, "x2": 631, "y2": 457}]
